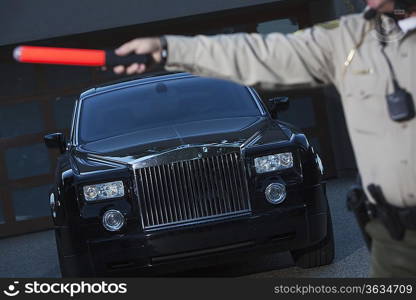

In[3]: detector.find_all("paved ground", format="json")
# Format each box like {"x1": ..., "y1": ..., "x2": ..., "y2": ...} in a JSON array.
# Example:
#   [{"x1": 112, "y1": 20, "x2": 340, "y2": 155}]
[{"x1": 0, "y1": 176, "x2": 369, "y2": 278}]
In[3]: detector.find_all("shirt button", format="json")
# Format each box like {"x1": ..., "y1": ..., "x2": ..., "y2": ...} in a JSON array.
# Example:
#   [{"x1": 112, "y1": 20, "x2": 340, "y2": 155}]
[{"x1": 401, "y1": 52, "x2": 408, "y2": 58}]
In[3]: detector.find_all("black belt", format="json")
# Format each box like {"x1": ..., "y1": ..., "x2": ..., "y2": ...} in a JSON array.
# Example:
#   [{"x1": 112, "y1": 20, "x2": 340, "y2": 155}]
[
  {"x1": 369, "y1": 202, "x2": 416, "y2": 230},
  {"x1": 367, "y1": 184, "x2": 416, "y2": 240}
]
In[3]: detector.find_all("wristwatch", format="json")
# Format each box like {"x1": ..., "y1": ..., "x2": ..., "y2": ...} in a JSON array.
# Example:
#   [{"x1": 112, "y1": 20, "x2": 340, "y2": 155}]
[{"x1": 159, "y1": 36, "x2": 168, "y2": 65}]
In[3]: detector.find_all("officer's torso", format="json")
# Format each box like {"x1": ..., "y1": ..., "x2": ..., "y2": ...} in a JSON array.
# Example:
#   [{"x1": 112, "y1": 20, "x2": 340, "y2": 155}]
[{"x1": 333, "y1": 14, "x2": 416, "y2": 207}]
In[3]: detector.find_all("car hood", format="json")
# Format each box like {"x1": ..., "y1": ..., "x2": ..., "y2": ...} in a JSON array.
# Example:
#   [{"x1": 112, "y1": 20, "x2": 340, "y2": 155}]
[{"x1": 73, "y1": 116, "x2": 290, "y2": 173}]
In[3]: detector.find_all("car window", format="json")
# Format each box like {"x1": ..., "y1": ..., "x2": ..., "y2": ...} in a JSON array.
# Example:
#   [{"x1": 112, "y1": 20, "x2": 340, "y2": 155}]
[{"x1": 78, "y1": 77, "x2": 261, "y2": 143}]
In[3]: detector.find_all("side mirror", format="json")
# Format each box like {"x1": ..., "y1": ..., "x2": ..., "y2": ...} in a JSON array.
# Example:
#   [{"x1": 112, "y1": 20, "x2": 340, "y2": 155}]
[
  {"x1": 44, "y1": 133, "x2": 67, "y2": 154},
  {"x1": 268, "y1": 96, "x2": 290, "y2": 118}
]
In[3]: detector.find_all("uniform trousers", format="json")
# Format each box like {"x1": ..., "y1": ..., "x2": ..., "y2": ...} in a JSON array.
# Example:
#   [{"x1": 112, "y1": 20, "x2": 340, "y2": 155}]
[{"x1": 365, "y1": 219, "x2": 416, "y2": 277}]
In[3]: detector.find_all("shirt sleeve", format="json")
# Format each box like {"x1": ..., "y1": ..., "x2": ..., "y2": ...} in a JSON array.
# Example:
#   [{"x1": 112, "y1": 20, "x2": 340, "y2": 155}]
[{"x1": 164, "y1": 25, "x2": 339, "y2": 90}]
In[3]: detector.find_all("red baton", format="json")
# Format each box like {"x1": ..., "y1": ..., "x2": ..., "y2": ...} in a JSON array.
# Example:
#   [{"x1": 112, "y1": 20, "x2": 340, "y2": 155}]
[{"x1": 13, "y1": 46, "x2": 152, "y2": 67}]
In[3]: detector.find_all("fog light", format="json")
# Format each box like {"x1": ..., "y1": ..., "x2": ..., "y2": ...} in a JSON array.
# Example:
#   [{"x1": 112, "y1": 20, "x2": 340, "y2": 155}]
[
  {"x1": 265, "y1": 183, "x2": 286, "y2": 204},
  {"x1": 102, "y1": 210, "x2": 125, "y2": 232}
]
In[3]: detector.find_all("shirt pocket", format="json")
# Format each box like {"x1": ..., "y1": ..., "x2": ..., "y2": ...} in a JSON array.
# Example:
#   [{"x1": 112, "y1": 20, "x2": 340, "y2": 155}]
[{"x1": 342, "y1": 69, "x2": 389, "y2": 138}]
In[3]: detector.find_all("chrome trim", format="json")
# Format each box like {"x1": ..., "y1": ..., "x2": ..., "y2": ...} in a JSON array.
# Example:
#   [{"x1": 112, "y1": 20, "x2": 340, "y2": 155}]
[
  {"x1": 74, "y1": 97, "x2": 81, "y2": 145},
  {"x1": 133, "y1": 148, "x2": 252, "y2": 230},
  {"x1": 87, "y1": 154, "x2": 129, "y2": 167},
  {"x1": 78, "y1": 169, "x2": 120, "y2": 176},
  {"x1": 144, "y1": 211, "x2": 252, "y2": 231},
  {"x1": 132, "y1": 163, "x2": 146, "y2": 230},
  {"x1": 69, "y1": 99, "x2": 78, "y2": 145},
  {"x1": 129, "y1": 144, "x2": 241, "y2": 169},
  {"x1": 247, "y1": 87, "x2": 266, "y2": 116},
  {"x1": 240, "y1": 130, "x2": 262, "y2": 150}
]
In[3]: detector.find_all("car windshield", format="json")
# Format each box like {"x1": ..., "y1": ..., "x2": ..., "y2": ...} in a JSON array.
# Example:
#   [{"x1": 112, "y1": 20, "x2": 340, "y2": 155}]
[{"x1": 77, "y1": 77, "x2": 262, "y2": 143}]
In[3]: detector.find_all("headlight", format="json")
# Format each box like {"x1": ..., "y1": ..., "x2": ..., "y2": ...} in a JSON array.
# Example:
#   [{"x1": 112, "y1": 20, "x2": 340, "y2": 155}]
[
  {"x1": 254, "y1": 152, "x2": 293, "y2": 174},
  {"x1": 83, "y1": 181, "x2": 124, "y2": 201}
]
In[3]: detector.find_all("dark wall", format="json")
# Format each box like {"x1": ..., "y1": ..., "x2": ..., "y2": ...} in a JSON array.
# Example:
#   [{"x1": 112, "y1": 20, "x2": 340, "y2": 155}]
[{"x1": 0, "y1": 0, "x2": 292, "y2": 46}]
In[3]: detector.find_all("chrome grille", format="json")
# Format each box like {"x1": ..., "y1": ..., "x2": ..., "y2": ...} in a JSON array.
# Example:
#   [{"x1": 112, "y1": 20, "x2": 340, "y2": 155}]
[{"x1": 135, "y1": 152, "x2": 251, "y2": 229}]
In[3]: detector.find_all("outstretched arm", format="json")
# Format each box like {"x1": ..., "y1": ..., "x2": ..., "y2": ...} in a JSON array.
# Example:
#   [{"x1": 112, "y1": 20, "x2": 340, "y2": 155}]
[{"x1": 113, "y1": 25, "x2": 338, "y2": 90}]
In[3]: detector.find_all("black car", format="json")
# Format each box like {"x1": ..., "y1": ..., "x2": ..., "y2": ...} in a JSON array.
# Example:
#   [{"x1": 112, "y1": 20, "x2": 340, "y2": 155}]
[{"x1": 45, "y1": 73, "x2": 334, "y2": 277}]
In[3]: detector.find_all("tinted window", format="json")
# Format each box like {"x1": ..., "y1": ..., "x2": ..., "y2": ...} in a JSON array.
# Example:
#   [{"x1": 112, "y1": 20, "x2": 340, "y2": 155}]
[{"x1": 78, "y1": 77, "x2": 260, "y2": 143}]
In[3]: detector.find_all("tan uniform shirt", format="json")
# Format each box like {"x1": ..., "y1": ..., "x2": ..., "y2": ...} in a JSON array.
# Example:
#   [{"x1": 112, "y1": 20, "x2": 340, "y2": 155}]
[{"x1": 164, "y1": 13, "x2": 416, "y2": 208}]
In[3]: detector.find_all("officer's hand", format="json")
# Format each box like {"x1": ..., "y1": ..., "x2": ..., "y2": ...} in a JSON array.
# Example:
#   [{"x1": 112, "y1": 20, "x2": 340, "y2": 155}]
[{"x1": 112, "y1": 37, "x2": 162, "y2": 75}]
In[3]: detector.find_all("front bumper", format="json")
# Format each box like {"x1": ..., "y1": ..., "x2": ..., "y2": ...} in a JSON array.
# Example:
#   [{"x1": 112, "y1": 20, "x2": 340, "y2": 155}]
[{"x1": 58, "y1": 183, "x2": 328, "y2": 276}]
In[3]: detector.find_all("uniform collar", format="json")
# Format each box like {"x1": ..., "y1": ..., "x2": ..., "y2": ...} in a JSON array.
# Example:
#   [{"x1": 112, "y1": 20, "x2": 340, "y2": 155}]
[
  {"x1": 398, "y1": 16, "x2": 416, "y2": 34},
  {"x1": 377, "y1": 14, "x2": 403, "y2": 36}
]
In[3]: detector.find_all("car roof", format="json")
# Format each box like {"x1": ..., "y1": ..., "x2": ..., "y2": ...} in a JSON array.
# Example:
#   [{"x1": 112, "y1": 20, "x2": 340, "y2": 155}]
[{"x1": 80, "y1": 72, "x2": 196, "y2": 99}]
